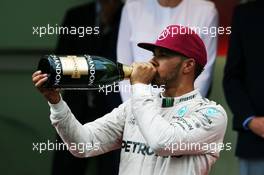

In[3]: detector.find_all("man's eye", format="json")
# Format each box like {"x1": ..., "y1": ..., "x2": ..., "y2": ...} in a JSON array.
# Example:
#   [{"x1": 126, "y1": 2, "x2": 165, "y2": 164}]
[
  {"x1": 159, "y1": 53, "x2": 167, "y2": 57},
  {"x1": 153, "y1": 51, "x2": 167, "y2": 57}
]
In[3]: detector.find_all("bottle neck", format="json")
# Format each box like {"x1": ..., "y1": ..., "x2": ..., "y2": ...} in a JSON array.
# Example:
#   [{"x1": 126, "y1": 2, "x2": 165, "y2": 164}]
[{"x1": 119, "y1": 64, "x2": 132, "y2": 79}]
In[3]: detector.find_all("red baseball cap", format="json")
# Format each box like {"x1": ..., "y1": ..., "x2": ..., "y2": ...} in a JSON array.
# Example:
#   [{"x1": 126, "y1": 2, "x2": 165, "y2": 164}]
[{"x1": 138, "y1": 25, "x2": 207, "y2": 67}]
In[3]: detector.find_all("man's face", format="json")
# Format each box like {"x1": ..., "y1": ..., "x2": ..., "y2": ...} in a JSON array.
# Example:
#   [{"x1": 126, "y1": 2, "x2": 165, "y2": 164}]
[{"x1": 150, "y1": 47, "x2": 185, "y2": 87}]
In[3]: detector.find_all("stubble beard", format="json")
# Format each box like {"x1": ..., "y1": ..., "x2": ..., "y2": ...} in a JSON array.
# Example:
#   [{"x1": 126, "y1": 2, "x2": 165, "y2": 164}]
[{"x1": 151, "y1": 63, "x2": 182, "y2": 88}]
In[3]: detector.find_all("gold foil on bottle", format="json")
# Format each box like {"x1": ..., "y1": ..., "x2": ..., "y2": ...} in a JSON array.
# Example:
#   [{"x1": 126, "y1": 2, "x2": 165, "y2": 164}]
[
  {"x1": 122, "y1": 65, "x2": 132, "y2": 78},
  {"x1": 60, "y1": 56, "x2": 88, "y2": 78}
]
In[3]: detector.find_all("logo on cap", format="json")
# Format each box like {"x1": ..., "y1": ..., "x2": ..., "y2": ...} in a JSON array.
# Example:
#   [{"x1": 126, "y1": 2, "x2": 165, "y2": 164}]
[{"x1": 158, "y1": 27, "x2": 171, "y2": 41}]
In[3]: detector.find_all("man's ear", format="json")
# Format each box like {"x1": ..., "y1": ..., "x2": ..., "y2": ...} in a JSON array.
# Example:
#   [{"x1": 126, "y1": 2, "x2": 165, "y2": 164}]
[{"x1": 182, "y1": 58, "x2": 195, "y2": 74}]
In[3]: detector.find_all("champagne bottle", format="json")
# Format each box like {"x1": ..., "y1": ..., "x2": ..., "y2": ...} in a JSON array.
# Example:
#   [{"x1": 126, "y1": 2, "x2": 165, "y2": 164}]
[{"x1": 37, "y1": 55, "x2": 132, "y2": 90}]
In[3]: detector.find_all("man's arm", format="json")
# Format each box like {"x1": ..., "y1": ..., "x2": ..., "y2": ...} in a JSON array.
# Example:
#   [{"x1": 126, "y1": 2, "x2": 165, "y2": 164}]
[
  {"x1": 32, "y1": 71, "x2": 126, "y2": 158},
  {"x1": 223, "y1": 6, "x2": 255, "y2": 131},
  {"x1": 49, "y1": 96, "x2": 126, "y2": 158},
  {"x1": 194, "y1": 6, "x2": 218, "y2": 97},
  {"x1": 131, "y1": 84, "x2": 227, "y2": 156}
]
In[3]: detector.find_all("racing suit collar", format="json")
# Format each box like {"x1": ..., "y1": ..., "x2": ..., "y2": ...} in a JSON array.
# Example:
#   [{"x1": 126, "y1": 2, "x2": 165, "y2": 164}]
[{"x1": 159, "y1": 89, "x2": 202, "y2": 107}]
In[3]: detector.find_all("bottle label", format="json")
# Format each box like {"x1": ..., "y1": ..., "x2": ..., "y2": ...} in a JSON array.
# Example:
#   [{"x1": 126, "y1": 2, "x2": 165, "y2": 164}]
[
  {"x1": 52, "y1": 55, "x2": 62, "y2": 86},
  {"x1": 85, "y1": 55, "x2": 96, "y2": 86},
  {"x1": 60, "y1": 56, "x2": 88, "y2": 78}
]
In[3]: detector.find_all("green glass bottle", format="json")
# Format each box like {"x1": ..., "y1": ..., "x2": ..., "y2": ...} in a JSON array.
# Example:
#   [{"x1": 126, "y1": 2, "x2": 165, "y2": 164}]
[{"x1": 37, "y1": 55, "x2": 132, "y2": 90}]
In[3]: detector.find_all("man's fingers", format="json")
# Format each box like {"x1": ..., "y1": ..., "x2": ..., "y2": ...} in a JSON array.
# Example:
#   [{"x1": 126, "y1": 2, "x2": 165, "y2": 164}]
[
  {"x1": 132, "y1": 62, "x2": 140, "y2": 67},
  {"x1": 132, "y1": 62, "x2": 156, "y2": 74},
  {"x1": 32, "y1": 74, "x2": 42, "y2": 83},
  {"x1": 147, "y1": 62, "x2": 156, "y2": 69},
  {"x1": 35, "y1": 77, "x2": 48, "y2": 87},
  {"x1": 133, "y1": 62, "x2": 152, "y2": 68},
  {"x1": 32, "y1": 74, "x2": 47, "y2": 83},
  {"x1": 32, "y1": 70, "x2": 42, "y2": 78}
]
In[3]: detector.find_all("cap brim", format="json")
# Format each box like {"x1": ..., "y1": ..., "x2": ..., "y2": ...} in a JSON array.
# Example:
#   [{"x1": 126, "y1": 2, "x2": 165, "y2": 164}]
[
  {"x1": 137, "y1": 42, "x2": 172, "y2": 53},
  {"x1": 138, "y1": 42, "x2": 192, "y2": 61}
]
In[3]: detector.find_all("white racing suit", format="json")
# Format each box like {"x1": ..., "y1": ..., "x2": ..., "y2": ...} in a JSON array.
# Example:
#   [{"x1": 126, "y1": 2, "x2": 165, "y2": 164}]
[{"x1": 49, "y1": 84, "x2": 227, "y2": 175}]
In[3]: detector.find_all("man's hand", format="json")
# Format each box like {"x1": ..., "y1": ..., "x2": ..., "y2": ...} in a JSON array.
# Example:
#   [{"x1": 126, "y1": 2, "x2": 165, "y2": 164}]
[
  {"x1": 130, "y1": 62, "x2": 157, "y2": 85},
  {"x1": 32, "y1": 70, "x2": 61, "y2": 104},
  {"x1": 248, "y1": 117, "x2": 264, "y2": 138}
]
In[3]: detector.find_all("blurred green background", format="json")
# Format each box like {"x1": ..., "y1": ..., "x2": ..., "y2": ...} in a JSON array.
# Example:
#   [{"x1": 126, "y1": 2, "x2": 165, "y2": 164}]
[
  {"x1": 0, "y1": 0, "x2": 239, "y2": 174},
  {"x1": 0, "y1": 0, "x2": 90, "y2": 49}
]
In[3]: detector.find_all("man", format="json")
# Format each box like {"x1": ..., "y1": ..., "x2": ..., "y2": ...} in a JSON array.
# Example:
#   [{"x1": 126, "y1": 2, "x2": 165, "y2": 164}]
[
  {"x1": 33, "y1": 25, "x2": 227, "y2": 175},
  {"x1": 117, "y1": 0, "x2": 218, "y2": 101},
  {"x1": 53, "y1": 0, "x2": 123, "y2": 174},
  {"x1": 223, "y1": 1, "x2": 264, "y2": 175}
]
